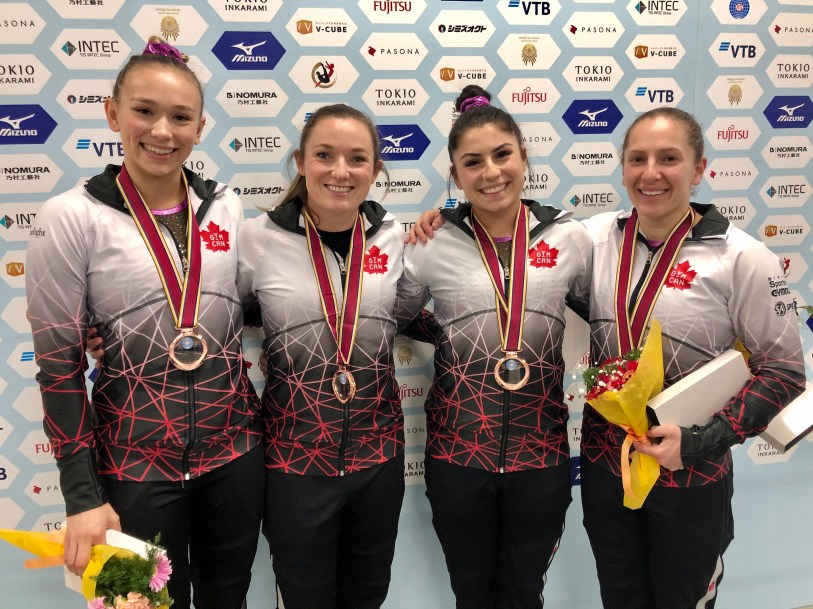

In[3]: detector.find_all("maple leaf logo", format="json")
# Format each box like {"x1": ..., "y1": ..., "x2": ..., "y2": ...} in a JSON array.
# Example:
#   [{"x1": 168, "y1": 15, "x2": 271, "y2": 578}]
[
  {"x1": 666, "y1": 260, "x2": 696, "y2": 291},
  {"x1": 200, "y1": 221, "x2": 230, "y2": 253},
  {"x1": 528, "y1": 240, "x2": 559, "y2": 269},
  {"x1": 365, "y1": 245, "x2": 388, "y2": 274}
]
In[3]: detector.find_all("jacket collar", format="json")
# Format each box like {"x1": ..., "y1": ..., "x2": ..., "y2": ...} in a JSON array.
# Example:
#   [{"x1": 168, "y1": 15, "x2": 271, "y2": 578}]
[
  {"x1": 268, "y1": 197, "x2": 389, "y2": 239},
  {"x1": 84, "y1": 164, "x2": 219, "y2": 213},
  {"x1": 616, "y1": 203, "x2": 730, "y2": 240},
  {"x1": 440, "y1": 199, "x2": 567, "y2": 240}
]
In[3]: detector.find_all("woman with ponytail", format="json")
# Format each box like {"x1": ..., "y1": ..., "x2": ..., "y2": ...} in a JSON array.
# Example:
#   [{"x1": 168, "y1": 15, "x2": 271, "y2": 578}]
[
  {"x1": 237, "y1": 103, "x2": 406, "y2": 609},
  {"x1": 395, "y1": 85, "x2": 591, "y2": 609}
]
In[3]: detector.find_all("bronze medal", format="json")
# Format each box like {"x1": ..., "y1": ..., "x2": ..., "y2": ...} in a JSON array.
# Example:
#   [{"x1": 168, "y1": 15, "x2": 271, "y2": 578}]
[
  {"x1": 494, "y1": 351, "x2": 531, "y2": 391},
  {"x1": 168, "y1": 328, "x2": 208, "y2": 371},
  {"x1": 331, "y1": 365, "x2": 357, "y2": 404}
]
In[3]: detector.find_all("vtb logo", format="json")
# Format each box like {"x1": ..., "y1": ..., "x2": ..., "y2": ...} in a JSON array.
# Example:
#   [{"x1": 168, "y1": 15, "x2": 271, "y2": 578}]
[
  {"x1": 439, "y1": 67, "x2": 455, "y2": 81},
  {"x1": 6, "y1": 261, "x2": 24, "y2": 276},
  {"x1": 764, "y1": 225, "x2": 778, "y2": 237}
]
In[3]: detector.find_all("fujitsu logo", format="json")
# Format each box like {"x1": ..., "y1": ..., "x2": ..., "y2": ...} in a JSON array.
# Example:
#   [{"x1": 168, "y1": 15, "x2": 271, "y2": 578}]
[
  {"x1": 511, "y1": 86, "x2": 547, "y2": 105},
  {"x1": 717, "y1": 125, "x2": 749, "y2": 141},
  {"x1": 373, "y1": 1, "x2": 412, "y2": 13}
]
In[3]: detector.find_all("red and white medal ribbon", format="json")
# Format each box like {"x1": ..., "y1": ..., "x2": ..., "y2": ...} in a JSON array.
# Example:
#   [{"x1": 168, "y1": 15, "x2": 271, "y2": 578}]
[
  {"x1": 471, "y1": 204, "x2": 531, "y2": 391},
  {"x1": 303, "y1": 209, "x2": 366, "y2": 404},
  {"x1": 116, "y1": 164, "x2": 207, "y2": 370},
  {"x1": 614, "y1": 207, "x2": 695, "y2": 353}
]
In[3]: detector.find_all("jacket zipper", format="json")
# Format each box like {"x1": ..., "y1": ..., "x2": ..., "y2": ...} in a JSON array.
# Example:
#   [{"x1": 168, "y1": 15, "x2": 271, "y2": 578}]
[
  {"x1": 181, "y1": 371, "x2": 196, "y2": 485},
  {"x1": 627, "y1": 248, "x2": 655, "y2": 316},
  {"x1": 499, "y1": 262, "x2": 511, "y2": 473},
  {"x1": 333, "y1": 251, "x2": 350, "y2": 477}
]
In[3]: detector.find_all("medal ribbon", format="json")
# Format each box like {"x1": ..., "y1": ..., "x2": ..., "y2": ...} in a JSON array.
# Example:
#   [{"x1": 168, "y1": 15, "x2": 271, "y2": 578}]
[
  {"x1": 471, "y1": 204, "x2": 529, "y2": 353},
  {"x1": 303, "y1": 210, "x2": 365, "y2": 368},
  {"x1": 614, "y1": 208, "x2": 694, "y2": 353},
  {"x1": 116, "y1": 163, "x2": 202, "y2": 330}
]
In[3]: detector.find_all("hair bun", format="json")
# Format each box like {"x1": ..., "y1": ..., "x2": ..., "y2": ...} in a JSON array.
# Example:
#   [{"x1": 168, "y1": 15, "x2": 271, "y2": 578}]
[
  {"x1": 143, "y1": 36, "x2": 188, "y2": 64},
  {"x1": 454, "y1": 85, "x2": 492, "y2": 113}
]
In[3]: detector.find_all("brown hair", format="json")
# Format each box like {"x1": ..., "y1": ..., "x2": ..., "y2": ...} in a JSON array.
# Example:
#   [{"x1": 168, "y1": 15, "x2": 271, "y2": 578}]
[
  {"x1": 446, "y1": 85, "x2": 529, "y2": 202},
  {"x1": 620, "y1": 106, "x2": 705, "y2": 163},
  {"x1": 111, "y1": 36, "x2": 204, "y2": 114},
  {"x1": 448, "y1": 85, "x2": 524, "y2": 161},
  {"x1": 277, "y1": 104, "x2": 389, "y2": 215}
]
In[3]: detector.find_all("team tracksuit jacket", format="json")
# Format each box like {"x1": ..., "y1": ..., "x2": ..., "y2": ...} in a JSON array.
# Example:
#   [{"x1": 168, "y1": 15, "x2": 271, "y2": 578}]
[
  {"x1": 581, "y1": 204, "x2": 806, "y2": 487},
  {"x1": 26, "y1": 165, "x2": 261, "y2": 516},
  {"x1": 395, "y1": 200, "x2": 592, "y2": 473},
  {"x1": 237, "y1": 198, "x2": 405, "y2": 477}
]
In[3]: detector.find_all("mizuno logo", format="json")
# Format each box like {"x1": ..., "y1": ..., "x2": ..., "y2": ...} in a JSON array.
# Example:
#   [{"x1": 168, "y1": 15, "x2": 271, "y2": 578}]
[
  {"x1": 381, "y1": 133, "x2": 413, "y2": 147},
  {"x1": 231, "y1": 41, "x2": 266, "y2": 56},
  {"x1": 578, "y1": 108, "x2": 607, "y2": 122},
  {"x1": 778, "y1": 103, "x2": 804, "y2": 116},
  {"x1": 0, "y1": 114, "x2": 35, "y2": 130}
]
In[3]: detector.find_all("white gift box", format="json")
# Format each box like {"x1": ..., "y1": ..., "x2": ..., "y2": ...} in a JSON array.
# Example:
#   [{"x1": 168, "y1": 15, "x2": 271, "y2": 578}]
[
  {"x1": 64, "y1": 529, "x2": 158, "y2": 595},
  {"x1": 759, "y1": 381, "x2": 813, "y2": 453},
  {"x1": 646, "y1": 349, "x2": 751, "y2": 428}
]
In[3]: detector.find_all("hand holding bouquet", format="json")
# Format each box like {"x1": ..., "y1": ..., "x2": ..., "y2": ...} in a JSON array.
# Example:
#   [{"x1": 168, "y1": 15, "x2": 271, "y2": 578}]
[
  {"x1": 583, "y1": 319, "x2": 664, "y2": 509},
  {"x1": 0, "y1": 528, "x2": 173, "y2": 609}
]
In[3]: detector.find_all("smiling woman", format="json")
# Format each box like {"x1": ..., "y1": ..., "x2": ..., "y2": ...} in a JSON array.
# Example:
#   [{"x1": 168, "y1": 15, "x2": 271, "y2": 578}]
[
  {"x1": 395, "y1": 84, "x2": 592, "y2": 609},
  {"x1": 104, "y1": 41, "x2": 205, "y2": 209},
  {"x1": 25, "y1": 36, "x2": 263, "y2": 609},
  {"x1": 237, "y1": 103, "x2": 407, "y2": 609},
  {"x1": 579, "y1": 107, "x2": 806, "y2": 609}
]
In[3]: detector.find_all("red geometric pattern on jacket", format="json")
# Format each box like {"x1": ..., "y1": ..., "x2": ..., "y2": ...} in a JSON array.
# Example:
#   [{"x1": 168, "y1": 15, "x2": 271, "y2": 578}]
[{"x1": 260, "y1": 329, "x2": 404, "y2": 477}]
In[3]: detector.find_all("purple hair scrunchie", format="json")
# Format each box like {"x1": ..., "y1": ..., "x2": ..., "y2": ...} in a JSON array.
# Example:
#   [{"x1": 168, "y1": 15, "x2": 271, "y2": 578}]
[
  {"x1": 143, "y1": 40, "x2": 184, "y2": 64},
  {"x1": 459, "y1": 95, "x2": 490, "y2": 113}
]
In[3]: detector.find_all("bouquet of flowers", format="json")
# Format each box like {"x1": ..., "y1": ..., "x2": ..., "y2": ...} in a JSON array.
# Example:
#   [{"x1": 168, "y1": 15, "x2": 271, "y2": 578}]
[
  {"x1": 87, "y1": 538, "x2": 173, "y2": 609},
  {"x1": 0, "y1": 529, "x2": 173, "y2": 609},
  {"x1": 582, "y1": 319, "x2": 665, "y2": 509}
]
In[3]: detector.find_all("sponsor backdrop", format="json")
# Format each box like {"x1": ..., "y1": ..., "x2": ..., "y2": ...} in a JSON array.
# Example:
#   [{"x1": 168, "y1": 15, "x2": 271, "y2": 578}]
[{"x1": 0, "y1": 1, "x2": 811, "y2": 607}]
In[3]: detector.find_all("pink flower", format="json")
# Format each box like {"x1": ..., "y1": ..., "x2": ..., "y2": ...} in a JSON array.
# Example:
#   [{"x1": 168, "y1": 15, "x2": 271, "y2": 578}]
[
  {"x1": 149, "y1": 551, "x2": 173, "y2": 592},
  {"x1": 114, "y1": 592, "x2": 152, "y2": 609},
  {"x1": 88, "y1": 597, "x2": 107, "y2": 609}
]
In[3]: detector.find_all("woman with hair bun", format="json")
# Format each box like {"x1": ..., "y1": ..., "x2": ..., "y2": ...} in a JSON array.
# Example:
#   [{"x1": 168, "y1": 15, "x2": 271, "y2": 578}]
[
  {"x1": 395, "y1": 84, "x2": 591, "y2": 609},
  {"x1": 410, "y1": 104, "x2": 806, "y2": 608},
  {"x1": 27, "y1": 37, "x2": 263, "y2": 609}
]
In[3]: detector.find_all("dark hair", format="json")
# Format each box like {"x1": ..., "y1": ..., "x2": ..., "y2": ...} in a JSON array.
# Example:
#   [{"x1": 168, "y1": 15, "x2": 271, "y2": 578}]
[
  {"x1": 112, "y1": 36, "x2": 204, "y2": 113},
  {"x1": 620, "y1": 106, "x2": 705, "y2": 163},
  {"x1": 448, "y1": 85, "x2": 524, "y2": 161},
  {"x1": 277, "y1": 103, "x2": 389, "y2": 214}
]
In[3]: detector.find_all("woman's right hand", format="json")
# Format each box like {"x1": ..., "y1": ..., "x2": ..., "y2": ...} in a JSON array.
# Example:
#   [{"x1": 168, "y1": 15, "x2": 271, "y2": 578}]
[
  {"x1": 64, "y1": 503, "x2": 121, "y2": 575},
  {"x1": 86, "y1": 326, "x2": 105, "y2": 364},
  {"x1": 404, "y1": 208, "x2": 445, "y2": 244}
]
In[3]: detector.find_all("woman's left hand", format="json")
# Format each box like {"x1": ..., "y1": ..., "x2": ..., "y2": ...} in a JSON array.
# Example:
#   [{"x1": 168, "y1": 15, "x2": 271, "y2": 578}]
[{"x1": 633, "y1": 424, "x2": 684, "y2": 471}]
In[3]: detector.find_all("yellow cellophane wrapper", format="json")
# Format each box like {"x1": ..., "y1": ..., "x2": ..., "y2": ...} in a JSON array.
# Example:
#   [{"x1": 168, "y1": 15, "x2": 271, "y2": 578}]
[
  {"x1": 586, "y1": 319, "x2": 664, "y2": 509},
  {"x1": 0, "y1": 528, "x2": 139, "y2": 601}
]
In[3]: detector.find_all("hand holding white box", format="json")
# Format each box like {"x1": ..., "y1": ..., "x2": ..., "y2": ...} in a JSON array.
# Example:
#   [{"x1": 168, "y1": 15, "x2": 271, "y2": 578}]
[{"x1": 646, "y1": 349, "x2": 751, "y2": 428}]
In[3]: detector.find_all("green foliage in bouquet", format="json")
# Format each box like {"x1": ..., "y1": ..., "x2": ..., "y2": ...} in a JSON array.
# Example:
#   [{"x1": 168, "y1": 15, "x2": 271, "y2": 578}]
[{"x1": 91, "y1": 536, "x2": 173, "y2": 608}]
